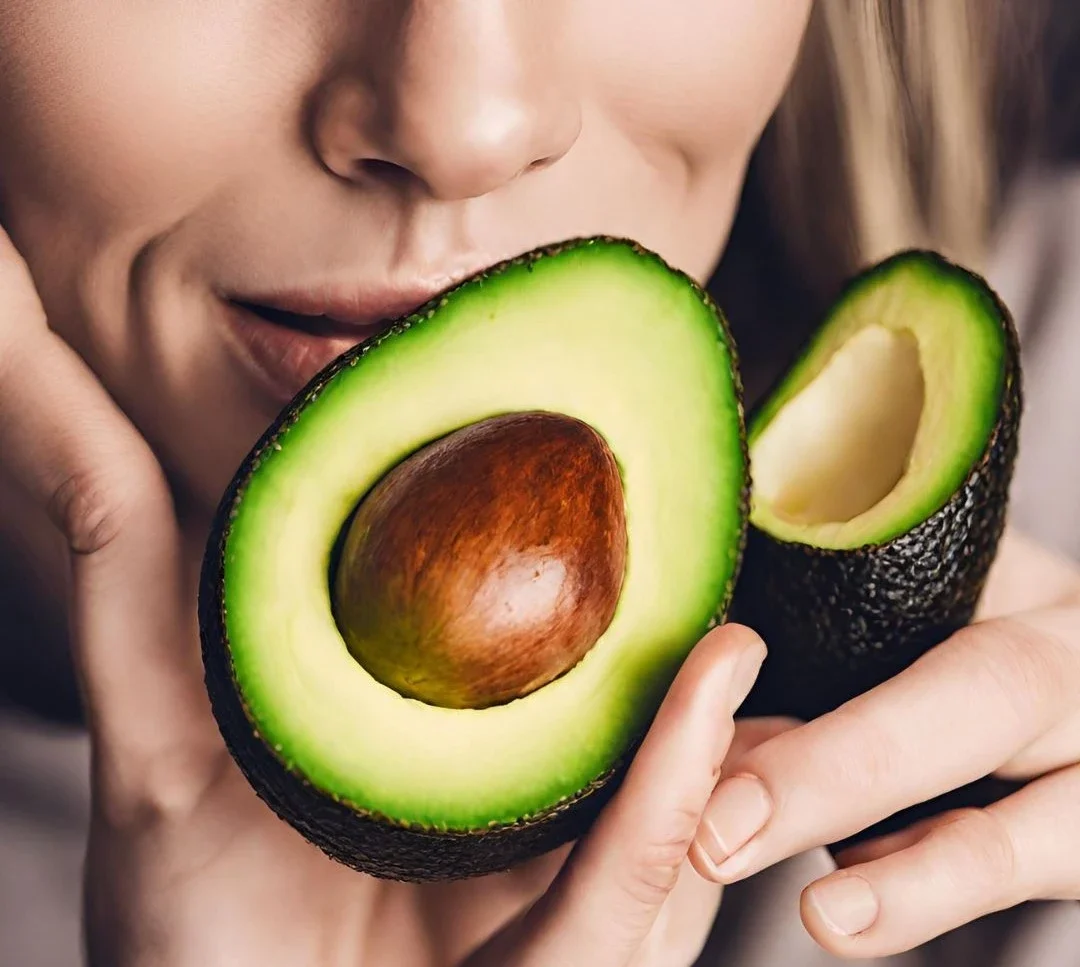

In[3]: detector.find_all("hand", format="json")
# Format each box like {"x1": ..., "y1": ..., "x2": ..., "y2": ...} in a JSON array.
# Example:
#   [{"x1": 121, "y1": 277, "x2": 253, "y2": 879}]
[
  {"x1": 0, "y1": 224, "x2": 780, "y2": 967},
  {"x1": 689, "y1": 532, "x2": 1080, "y2": 959}
]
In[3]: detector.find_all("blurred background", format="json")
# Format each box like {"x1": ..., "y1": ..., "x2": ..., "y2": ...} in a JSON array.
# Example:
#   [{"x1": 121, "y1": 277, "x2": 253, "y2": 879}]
[{"x1": 2, "y1": 1, "x2": 1080, "y2": 965}]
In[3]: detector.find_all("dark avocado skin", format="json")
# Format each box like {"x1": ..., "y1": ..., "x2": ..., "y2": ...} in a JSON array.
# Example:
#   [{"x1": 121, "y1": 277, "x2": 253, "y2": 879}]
[
  {"x1": 732, "y1": 250, "x2": 1024, "y2": 847},
  {"x1": 199, "y1": 236, "x2": 750, "y2": 882}
]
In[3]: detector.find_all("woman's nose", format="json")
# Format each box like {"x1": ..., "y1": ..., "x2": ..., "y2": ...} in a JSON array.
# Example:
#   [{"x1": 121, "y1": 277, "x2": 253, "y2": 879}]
[{"x1": 311, "y1": 2, "x2": 580, "y2": 201}]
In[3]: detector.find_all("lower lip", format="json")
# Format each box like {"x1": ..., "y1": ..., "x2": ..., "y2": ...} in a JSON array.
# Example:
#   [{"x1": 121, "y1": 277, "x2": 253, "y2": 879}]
[{"x1": 222, "y1": 301, "x2": 377, "y2": 406}]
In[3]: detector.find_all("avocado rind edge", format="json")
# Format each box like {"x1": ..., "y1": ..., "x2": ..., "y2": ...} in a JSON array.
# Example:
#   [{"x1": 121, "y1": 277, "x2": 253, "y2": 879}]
[{"x1": 198, "y1": 236, "x2": 750, "y2": 881}]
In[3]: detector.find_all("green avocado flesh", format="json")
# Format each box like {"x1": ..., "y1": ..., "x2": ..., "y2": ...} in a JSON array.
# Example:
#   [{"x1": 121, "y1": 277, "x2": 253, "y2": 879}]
[
  {"x1": 748, "y1": 252, "x2": 1006, "y2": 549},
  {"x1": 213, "y1": 238, "x2": 747, "y2": 834}
]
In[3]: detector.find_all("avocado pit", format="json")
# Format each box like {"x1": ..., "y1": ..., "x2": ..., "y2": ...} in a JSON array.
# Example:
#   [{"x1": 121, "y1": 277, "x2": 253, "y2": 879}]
[{"x1": 333, "y1": 411, "x2": 628, "y2": 709}]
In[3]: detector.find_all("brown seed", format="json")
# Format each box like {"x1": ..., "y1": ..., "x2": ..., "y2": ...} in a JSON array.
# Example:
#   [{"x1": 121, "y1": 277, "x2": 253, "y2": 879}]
[{"x1": 333, "y1": 412, "x2": 628, "y2": 709}]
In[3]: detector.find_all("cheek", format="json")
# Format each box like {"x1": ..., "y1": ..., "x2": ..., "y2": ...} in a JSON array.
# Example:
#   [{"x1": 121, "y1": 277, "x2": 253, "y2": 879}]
[
  {"x1": 583, "y1": 0, "x2": 813, "y2": 163},
  {"x1": 0, "y1": 1, "x2": 325, "y2": 506},
  {"x1": 0, "y1": 1, "x2": 317, "y2": 227}
]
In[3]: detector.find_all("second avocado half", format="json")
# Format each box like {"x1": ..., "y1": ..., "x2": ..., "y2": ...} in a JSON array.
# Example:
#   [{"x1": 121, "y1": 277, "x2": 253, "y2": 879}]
[
  {"x1": 736, "y1": 251, "x2": 1022, "y2": 722},
  {"x1": 200, "y1": 238, "x2": 749, "y2": 882}
]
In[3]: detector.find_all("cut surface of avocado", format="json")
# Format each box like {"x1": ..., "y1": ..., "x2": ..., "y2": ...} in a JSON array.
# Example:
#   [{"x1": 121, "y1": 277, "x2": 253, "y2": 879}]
[
  {"x1": 752, "y1": 326, "x2": 925, "y2": 526},
  {"x1": 735, "y1": 248, "x2": 1021, "y2": 716},
  {"x1": 211, "y1": 238, "x2": 747, "y2": 833},
  {"x1": 748, "y1": 253, "x2": 1006, "y2": 549}
]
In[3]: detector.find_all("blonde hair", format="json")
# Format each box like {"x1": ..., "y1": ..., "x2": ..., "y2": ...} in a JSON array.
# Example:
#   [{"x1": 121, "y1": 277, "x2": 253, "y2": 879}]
[{"x1": 749, "y1": 0, "x2": 1047, "y2": 307}]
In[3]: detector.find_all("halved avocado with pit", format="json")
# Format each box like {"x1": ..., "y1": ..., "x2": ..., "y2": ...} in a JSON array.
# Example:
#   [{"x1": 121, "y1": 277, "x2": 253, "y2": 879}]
[
  {"x1": 199, "y1": 237, "x2": 749, "y2": 882},
  {"x1": 735, "y1": 250, "x2": 1022, "y2": 722}
]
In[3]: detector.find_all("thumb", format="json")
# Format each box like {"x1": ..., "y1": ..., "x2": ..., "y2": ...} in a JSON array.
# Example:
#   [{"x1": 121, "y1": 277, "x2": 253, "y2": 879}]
[{"x1": 469, "y1": 623, "x2": 767, "y2": 967}]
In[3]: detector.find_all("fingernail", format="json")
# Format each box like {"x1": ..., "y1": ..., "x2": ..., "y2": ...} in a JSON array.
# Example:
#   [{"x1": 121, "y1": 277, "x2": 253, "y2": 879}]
[
  {"x1": 728, "y1": 642, "x2": 765, "y2": 713},
  {"x1": 696, "y1": 775, "x2": 772, "y2": 873},
  {"x1": 805, "y1": 874, "x2": 879, "y2": 937}
]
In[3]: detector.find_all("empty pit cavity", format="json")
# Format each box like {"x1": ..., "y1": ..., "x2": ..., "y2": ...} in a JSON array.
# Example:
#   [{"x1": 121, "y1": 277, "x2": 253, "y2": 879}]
[{"x1": 751, "y1": 325, "x2": 925, "y2": 525}]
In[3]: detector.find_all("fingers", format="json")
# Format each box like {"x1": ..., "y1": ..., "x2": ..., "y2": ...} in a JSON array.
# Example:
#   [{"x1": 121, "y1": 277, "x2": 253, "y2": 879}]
[
  {"x1": 685, "y1": 714, "x2": 800, "y2": 883},
  {"x1": 465, "y1": 624, "x2": 767, "y2": 967},
  {"x1": 832, "y1": 814, "x2": 946, "y2": 869},
  {"x1": 799, "y1": 763, "x2": 1080, "y2": 957},
  {"x1": 690, "y1": 616, "x2": 1079, "y2": 884},
  {"x1": 0, "y1": 228, "x2": 215, "y2": 802},
  {"x1": 993, "y1": 606, "x2": 1080, "y2": 778}
]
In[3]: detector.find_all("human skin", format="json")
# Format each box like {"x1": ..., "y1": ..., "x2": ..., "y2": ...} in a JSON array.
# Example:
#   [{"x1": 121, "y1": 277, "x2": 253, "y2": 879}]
[{"x1": 1, "y1": 2, "x2": 1080, "y2": 965}]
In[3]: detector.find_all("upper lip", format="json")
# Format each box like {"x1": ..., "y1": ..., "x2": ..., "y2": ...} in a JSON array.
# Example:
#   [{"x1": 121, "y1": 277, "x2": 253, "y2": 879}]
[{"x1": 229, "y1": 271, "x2": 485, "y2": 336}]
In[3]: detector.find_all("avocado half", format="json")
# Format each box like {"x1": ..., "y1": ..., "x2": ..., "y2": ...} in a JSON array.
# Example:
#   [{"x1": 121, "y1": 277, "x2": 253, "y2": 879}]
[
  {"x1": 199, "y1": 237, "x2": 749, "y2": 881},
  {"x1": 736, "y1": 250, "x2": 1022, "y2": 723}
]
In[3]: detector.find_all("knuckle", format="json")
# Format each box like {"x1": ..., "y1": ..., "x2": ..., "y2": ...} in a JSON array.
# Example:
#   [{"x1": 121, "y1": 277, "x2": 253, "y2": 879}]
[
  {"x1": 935, "y1": 807, "x2": 1018, "y2": 896},
  {"x1": 97, "y1": 742, "x2": 230, "y2": 830},
  {"x1": 963, "y1": 621, "x2": 1071, "y2": 732},
  {"x1": 623, "y1": 803, "x2": 700, "y2": 909},
  {"x1": 49, "y1": 461, "x2": 160, "y2": 555},
  {"x1": 50, "y1": 472, "x2": 132, "y2": 555}
]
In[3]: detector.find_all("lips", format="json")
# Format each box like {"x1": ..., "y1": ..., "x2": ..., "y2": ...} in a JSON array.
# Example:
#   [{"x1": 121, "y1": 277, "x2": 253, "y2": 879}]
[
  {"x1": 234, "y1": 300, "x2": 381, "y2": 338},
  {"x1": 222, "y1": 283, "x2": 466, "y2": 406}
]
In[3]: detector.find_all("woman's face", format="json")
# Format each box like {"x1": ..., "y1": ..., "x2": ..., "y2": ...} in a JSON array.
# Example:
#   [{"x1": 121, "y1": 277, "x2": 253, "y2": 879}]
[{"x1": 0, "y1": 0, "x2": 811, "y2": 513}]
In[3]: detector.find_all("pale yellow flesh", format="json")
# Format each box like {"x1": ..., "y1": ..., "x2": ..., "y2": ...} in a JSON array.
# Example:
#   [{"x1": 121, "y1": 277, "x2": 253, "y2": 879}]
[
  {"x1": 752, "y1": 326, "x2": 925, "y2": 526},
  {"x1": 748, "y1": 256, "x2": 1005, "y2": 549}
]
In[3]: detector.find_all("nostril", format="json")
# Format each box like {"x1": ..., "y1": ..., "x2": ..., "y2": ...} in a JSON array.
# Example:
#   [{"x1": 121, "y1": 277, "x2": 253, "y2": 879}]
[
  {"x1": 355, "y1": 158, "x2": 417, "y2": 187},
  {"x1": 361, "y1": 150, "x2": 559, "y2": 199},
  {"x1": 508, "y1": 155, "x2": 557, "y2": 183}
]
